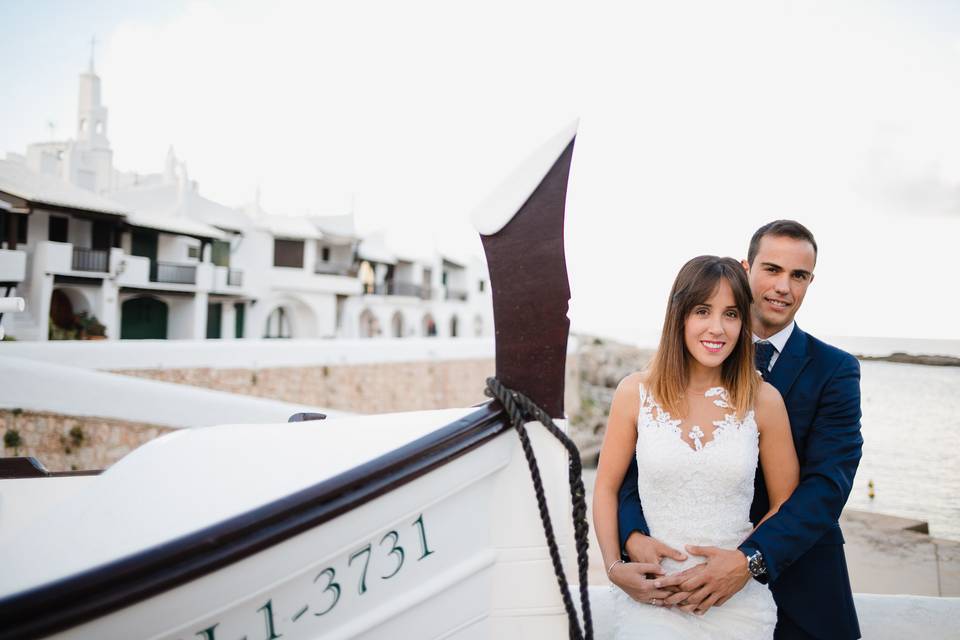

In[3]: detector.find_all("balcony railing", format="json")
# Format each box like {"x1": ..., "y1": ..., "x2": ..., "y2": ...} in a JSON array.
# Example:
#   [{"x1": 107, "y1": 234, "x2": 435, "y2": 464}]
[
  {"x1": 314, "y1": 262, "x2": 351, "y2": 276},
  {"x1": 227, "y1": 268, "x2": 243, "y2": 287},
  {"x1": 366, "y1": 282, "x2": 430, "y2": 298},
  {"x1": 445, "y1": 288, "x2": 469, "y2": 301},
  {"x1": 72, "y1": 247, "x2": 109, "y2": 273},
  {"x1": 154, "y1": 261, "x2": 197, "y2": 285}
]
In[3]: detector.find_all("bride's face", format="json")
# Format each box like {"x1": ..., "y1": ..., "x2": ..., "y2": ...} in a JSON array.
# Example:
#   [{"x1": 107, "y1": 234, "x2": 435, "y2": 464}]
[{"x1": 683, "y1": 278, "x2": 742, "y2": 369}]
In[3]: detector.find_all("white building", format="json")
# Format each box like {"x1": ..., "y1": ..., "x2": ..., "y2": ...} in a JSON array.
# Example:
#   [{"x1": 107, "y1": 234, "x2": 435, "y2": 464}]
[{"x1": 0, "y1": 64, "x2": 492, "y2": 342}]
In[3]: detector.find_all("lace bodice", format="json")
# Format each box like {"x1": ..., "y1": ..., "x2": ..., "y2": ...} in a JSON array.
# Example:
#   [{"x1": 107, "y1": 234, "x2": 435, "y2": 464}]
[{"x1": 634, "y1": 384, "x2": 759, "y2": 565}]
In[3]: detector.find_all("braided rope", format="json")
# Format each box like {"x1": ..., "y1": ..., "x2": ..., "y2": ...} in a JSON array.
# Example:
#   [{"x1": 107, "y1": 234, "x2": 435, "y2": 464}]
[{"x1": 485, "y1": 377, "x2": 593, "y2": 640}]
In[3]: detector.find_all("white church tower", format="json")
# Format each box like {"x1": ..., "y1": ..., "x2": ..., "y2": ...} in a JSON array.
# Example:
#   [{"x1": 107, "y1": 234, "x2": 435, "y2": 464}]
[{"x1": 24, "y1": 38, "x2": 115, "y2": 194}]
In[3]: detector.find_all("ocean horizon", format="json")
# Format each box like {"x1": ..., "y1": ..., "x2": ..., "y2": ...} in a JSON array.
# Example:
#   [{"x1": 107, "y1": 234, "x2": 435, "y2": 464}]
[{"x1": 588, "y1": 328, "x2": 960, "y2": 359}]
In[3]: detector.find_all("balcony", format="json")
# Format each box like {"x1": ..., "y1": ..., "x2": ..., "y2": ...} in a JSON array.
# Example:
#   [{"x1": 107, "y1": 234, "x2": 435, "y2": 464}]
[
  {"x1": 0, "y1": 249, "x2": 27, "y2": 283},
  {"x1": 35, "y1": 241, "x2": 109, "y2": 278},
  {"x1": 367, "y1": 282, "x2": 430, "y2": 298},
  {"x1": 71, "y1": 247, "x2": 109, "y2": 273},
  {"x1": 154, "y1": 261, "x2": 197, "y2": 285},
  {"x1": 445, "y1": 288, "x2": 469, "y2": 302},
  {"x1": 314, "y1": 262, "x2": 352, "y2": 276}
]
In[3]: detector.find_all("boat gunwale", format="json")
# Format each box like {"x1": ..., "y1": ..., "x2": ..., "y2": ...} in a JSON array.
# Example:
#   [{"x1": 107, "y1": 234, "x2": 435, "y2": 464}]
[{"x1": 0, "y1": 402, "x2": 510, "y2": 640}]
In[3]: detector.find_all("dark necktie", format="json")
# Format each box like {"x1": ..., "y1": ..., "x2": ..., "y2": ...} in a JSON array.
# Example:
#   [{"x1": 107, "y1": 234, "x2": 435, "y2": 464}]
[{"x1": 755, "y1": 341, "x2": 776, "y2": 379}]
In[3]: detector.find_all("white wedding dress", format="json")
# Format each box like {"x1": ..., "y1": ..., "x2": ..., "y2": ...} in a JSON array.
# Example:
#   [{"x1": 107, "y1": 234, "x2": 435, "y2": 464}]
[{"x1": 612, "y1": 384, "x2": 777, "y2": 639}]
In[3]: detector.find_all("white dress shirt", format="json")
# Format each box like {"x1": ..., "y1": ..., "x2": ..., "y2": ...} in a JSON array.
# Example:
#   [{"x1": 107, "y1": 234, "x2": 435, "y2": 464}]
[{"x1": 752, "y1": 321, "x2": 795, "y2": 371}]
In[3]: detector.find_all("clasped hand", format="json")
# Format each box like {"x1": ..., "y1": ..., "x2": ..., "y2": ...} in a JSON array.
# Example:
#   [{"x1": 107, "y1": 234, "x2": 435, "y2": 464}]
[{"x1": 614, "y1": 533, "x2": 751, "y2": 615}]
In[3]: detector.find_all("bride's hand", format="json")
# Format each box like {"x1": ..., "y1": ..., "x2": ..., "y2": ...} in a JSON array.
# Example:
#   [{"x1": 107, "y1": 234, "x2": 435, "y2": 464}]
[
  {"x1": 624, "y1": 532, "x2": 688, "y2": 567},
  {"x1": 653, "y1": 545, "x2": 751, "y2": 615},
  {"x1": 607, "y1": 561, "x2": 676, "y2": 606}
]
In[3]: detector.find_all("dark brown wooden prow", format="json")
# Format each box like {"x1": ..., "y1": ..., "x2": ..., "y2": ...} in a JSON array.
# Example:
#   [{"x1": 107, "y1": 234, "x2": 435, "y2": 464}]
[{"x1": 477, "y1": 125, "x2": 576, "y2": 419}]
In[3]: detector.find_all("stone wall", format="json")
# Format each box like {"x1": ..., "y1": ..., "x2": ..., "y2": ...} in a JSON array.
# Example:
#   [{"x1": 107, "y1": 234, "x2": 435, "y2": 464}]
[
  {"x1": 113, "y1": 358, "x2": 582, "y2": 417},
  {"x1": 1, "y1": 409, "x2": 173, "y2": 472},
  {"x1": 1, "y1": 357, "x2": 581, "y2": 472}
]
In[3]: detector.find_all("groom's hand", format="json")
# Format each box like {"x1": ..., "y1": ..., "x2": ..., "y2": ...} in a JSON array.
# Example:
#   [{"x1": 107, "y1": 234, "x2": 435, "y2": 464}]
[
  {"x1": 624, "y1": 532, "x2": 688, "y2": 567},
  {"x1": 607, "y1": 561, "x2": 676, "y2": 605},
  {"x1": 654, "y1": 546, "x2": 750, "y2": 615}
]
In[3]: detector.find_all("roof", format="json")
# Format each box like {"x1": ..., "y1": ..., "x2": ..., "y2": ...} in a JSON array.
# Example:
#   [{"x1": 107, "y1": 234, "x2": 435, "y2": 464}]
[
  {"x1": 357, "y1": 232, "x2": 397, "y2": 264},
  {"x1": 257, "y1": 213, "x2": 322, "y2": 240},
  {"x1": 0, "y1": 159, "x2": 129, "y2": 217},
  {"x1": 127, "y1": 211, "x2": 228, "y2": 240},
  {"x1": 311, "y1": 213, "x2": 357, "y2": 242},
  {"x1": 110, "y1": 183, "x2": 250, "y2": 233}
]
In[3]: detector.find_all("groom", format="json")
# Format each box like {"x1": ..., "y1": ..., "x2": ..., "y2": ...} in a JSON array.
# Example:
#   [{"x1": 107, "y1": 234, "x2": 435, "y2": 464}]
[{"x1": 613, "y1": 220, "x2": 863, "y2": 639}]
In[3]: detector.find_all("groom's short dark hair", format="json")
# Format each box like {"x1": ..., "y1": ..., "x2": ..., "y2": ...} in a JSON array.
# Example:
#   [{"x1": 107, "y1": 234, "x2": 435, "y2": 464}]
[{"x1": 747, "y1": 220, "x2": 818, "y2": 265}]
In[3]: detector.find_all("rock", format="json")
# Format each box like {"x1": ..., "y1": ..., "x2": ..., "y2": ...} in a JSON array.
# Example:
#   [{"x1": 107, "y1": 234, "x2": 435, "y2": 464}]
[{"x1": 569, "y1": 334, "x2": 655, "y2": 463}]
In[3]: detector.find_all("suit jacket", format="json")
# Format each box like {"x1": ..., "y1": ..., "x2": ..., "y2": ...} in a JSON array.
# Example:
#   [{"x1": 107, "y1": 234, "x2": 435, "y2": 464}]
[{"x1": 617, "y1": 325, "x2": 863, "y2": 639}]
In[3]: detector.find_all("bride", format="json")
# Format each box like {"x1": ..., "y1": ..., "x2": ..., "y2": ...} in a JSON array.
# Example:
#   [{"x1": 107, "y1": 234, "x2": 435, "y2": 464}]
[{"x1": 593, "y1": 255, "x2": 799, "y2": 639}]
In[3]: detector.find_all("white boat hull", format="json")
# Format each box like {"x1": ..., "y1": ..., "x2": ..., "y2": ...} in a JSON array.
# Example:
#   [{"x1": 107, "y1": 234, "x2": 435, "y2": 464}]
[{"x1": 23, "y1": 415, "x2": 576, "y2": 639}]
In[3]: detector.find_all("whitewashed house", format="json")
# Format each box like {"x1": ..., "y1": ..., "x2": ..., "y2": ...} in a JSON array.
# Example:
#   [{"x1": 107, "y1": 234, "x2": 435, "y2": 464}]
[
  {"x1": 0, "y1": 159, "x2": 128, "y2": 341},
  {"x1": 342, "y1": 233, "x2": 493, "y2": 339},
  {"x1": 1, "y1": 62, "x2": 492, "y2": 342},
  {"x1": 108, "y1": 151, "x2": 249, "y2": 339}
]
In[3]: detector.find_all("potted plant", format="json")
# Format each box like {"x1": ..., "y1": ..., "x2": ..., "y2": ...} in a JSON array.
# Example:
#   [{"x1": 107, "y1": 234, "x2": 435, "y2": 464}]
[{"x1": 76, "y1": 312, "x2": 107, "y2": 340}]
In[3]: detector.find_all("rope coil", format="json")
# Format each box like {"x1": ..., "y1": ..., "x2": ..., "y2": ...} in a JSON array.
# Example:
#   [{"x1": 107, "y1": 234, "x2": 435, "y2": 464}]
[{"x1": 485, "y1": 377, "x2": 593, "y2": 640}]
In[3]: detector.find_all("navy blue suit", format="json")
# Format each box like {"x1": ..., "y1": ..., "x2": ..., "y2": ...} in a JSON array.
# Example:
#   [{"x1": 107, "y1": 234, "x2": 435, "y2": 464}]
[{"x1": 617, "y1": 326, "x2": 863, "y2": 639}]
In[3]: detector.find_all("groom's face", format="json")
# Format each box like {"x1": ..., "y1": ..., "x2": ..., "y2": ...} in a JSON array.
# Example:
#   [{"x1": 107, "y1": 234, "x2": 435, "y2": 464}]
[{"x1": 742, "y1": 234, "x2": 816, "y2": 337}]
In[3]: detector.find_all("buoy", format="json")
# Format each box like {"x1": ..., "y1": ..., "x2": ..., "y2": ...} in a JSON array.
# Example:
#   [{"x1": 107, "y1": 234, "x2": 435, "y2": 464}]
[{"x1": 868, "y1": 480, "x2": 875, "y2": 499}]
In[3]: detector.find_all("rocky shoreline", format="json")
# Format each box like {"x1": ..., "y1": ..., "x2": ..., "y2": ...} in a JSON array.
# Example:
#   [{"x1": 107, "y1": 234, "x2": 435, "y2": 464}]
[
  {"x1": 855, "y1": 352, "x2": 960, "y2": 367},
  {"x1": 569, "y1": 334, "x2": 654, "y2": 463},
  {"x1": 568, "y1": 335, "x2": 960, "y2": 459}
]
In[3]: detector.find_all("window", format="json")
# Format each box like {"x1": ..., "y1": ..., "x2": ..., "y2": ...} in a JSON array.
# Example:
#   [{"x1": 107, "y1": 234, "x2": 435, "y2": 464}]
[
  {"x1": 478, "y1": 280, "x2": 485, "y2": 293},
  {"x1": 187, "y1": 245, "x2": 201, "y2": 259},
  {"x1": 1, "y1": 211, "x2": 24, "y2": 248},
  {"x1": 10, "y1": 213, "x2": 28, "y2": 246},
  {"x1": 212, "y1": 240, "x2": 231, "y2": 267},
  {"x1": 48, "y1": 216, "x2": 68, "y2": 243},
  {"x1": 321, "y1": 246, "x2": 331, "y2": 262},
  {"x1": 273, "y1": 239, "x2": 305, "y2": 268}
]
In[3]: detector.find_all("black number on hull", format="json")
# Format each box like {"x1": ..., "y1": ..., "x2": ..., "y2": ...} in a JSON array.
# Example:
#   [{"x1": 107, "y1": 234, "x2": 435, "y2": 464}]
[
  {"x1": 256, "y1": 599, "x2": 282, "y2": 639},
  {"x1": 313, "y1": 567, "x2": 341, "y2": 616},
  {"x1": 348, "y1": 544, "x2": 373, "y2": 594},
  {"x1": 379, "y1": 530, "x2": 405, "y2": 579},
  {"x1": 413, "y1": 513, "x2": 434, "y2": 560}
]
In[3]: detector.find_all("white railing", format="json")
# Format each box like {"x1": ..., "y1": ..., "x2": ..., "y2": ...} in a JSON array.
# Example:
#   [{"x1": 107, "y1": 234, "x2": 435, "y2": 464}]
[
  {"x1": 0, "y1": 296, "x2": 25, "y2": 340},
  {"x1": 0, "y1": 249, "x2": 26, "y2": 283}
]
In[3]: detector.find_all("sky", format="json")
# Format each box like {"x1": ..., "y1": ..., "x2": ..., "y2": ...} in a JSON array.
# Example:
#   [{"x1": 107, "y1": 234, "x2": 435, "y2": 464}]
[{"x1": 2, "y1": 0, "x2": 959, "y2": 342}]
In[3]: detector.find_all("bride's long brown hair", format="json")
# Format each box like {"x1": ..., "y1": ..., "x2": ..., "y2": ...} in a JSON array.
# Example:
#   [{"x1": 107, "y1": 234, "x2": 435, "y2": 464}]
[{"x1": 647, "y1": 255, "x2": 758, "y2": 419}]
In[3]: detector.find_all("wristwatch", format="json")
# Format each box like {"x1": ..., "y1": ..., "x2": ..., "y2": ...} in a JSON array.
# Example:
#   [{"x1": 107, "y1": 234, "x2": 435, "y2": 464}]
[{"x1": 745, "y1": 548, "x2": 767, "y2": 578}]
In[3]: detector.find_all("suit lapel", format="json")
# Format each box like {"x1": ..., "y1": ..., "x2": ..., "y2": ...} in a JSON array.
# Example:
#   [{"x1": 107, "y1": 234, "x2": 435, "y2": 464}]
[{"x1": 767, "y1": 325, "x2": 811, "y2": 398}]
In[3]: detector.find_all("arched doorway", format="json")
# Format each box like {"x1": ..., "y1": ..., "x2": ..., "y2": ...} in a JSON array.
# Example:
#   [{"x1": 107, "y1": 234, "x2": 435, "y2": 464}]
[
  {"x1": 121, "y1": 297, "x2": 168, "y2": 339},
  {"x1": 50, "y1": 289, "x2": 76, "y2": 332},
  {"x1": 391, "y1": 311, "x2": 404, "y2": 338},
  {"x1": 422, "y1": 313, "x2": 437, "y2": 337},
  {"x1": 264, "y1": 307, "x2": 292, "y2": 339},
  {"x1": 359, "y1": 309, "x2": 379, "y2": 338}
]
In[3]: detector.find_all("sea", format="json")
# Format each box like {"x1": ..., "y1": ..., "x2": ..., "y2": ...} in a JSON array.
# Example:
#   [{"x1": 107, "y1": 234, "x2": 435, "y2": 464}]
[{"x1": 599, "y1": 331, "x2": 960, "y2": 541}]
